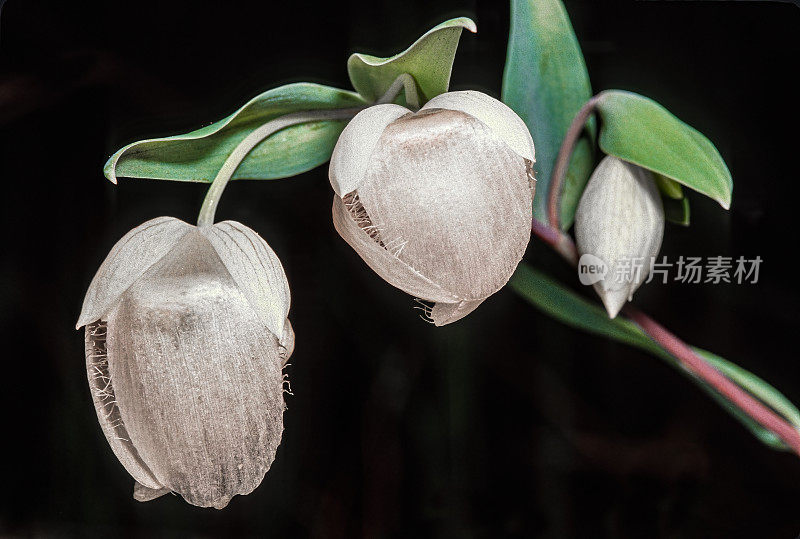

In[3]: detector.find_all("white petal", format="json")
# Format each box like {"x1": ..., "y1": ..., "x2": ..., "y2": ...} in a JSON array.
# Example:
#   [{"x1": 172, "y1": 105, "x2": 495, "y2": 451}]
[
  {"x1": 430, "y1": 299, "x2": 485, "y2": 326},
  {"x1": 107, "y1": 232, "x2": 286, "y2": 509},
  {"x1": 593, "y1": 286, "x2": 630, "y2": 319},
  {"x1": 133, "y1": 482, "x2": 170, "y2": 502},
  {"x1": 422, "y1": 90, "x2": 535, "y2": 162},
  {"x1": 201, "y1": 221, "x2": 290, "y2": 340},
  {"x1": 356, "y1": 108, "x2": 533, "y2": 302},
  {"x1": 76, "y1": 217, "x2": 194, "y2": 328},
  {"x1": 279, "y1": 319, "x2": 295, "y2": 366},
  {"x1": 329, "y1": 104, "x2": 410, "y2": 197},
  {"x1": 84, "y1": 321, "x2": 163, "y2": 491},
  {"x1": 575, "y1": 156, "x2": 664, "y2": 318},
  {"x1": 332, "y1": 195, "x2": 459, "y2": 303}
]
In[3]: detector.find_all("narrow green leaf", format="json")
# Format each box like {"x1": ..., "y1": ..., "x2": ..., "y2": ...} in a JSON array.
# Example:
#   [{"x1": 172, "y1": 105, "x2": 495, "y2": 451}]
[
  {"x1": 508, "y1": 263, "x2": 800, "y2": 450},
  {"x1": 104, "y1": 83, "x2": 367, "y2": 184},
  {"x1": 664, "y1": 196, "x2": 691, "y2": 226},
  {"x1": 502, "y1": 0, "x2": 595, "y2": 229},
  {"x1": 596, "y1": 90, "x2": 733, "y2": 209},
  {"x1": 347, "y1": 17, "x2": 477, "y2": 105}
]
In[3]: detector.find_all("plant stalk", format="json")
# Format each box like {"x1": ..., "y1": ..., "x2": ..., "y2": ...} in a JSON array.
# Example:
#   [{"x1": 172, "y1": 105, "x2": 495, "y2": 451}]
[
  {"x1": 375, "y1": 72, "x2": 420, "y2": 110},
  {"x1": 547, "y1": 93, "x2": 601, "y2": 229},
  {"x1": 533, "y1": 95, "x2": 800, "y2": 454},
  {"x1": 530, "y1": 219, "x2": 800, "y2": 454},
  {"x1": 196, "y1": 73, "x2": 419, "y2": 227},
  {"x1": 623, "y1": 304, "x2": 800, "y2": 454},
  {"x1": 196, "y1": 108, "x2": 362, "y2": 227}
]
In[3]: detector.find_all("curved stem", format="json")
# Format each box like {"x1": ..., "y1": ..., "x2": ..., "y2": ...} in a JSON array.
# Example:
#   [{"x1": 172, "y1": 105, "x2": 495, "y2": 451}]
[
  {"x1": 196, "y1": 108, "x2": 362, "y2": 227},
  {"x1": 529, "y1": 219, "x2": 800, "y2": 456},
  {"x1": 547, "y1": 94, "x2": 601, "y2": 229},
  {"x1": 375, "y1": 73, "x2": 420, "y2": 110},
  {"x1": 196, "y1": 73, "x2": 421, "y2": 227},
  {"x1": 531, "y1": 217, "x2": 578, "y2": 265},
  {"x1": 623, "y1": 305, "x2": 800, "y2": 455}
]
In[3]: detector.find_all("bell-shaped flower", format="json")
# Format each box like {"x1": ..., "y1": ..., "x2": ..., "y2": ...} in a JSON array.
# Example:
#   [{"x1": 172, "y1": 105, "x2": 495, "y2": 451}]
[
  {"x1": 574, "y1": 156, "x2": 665, "y2": 318},
  {"x1": 76, "y1": 217, "x2": 294, "y2": 509},
  {"x1": 329, "y1": 90, "x2": 536, "y2": 325}
]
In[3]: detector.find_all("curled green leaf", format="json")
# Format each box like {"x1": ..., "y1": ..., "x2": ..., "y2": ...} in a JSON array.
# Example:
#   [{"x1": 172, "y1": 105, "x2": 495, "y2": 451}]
[
  {"x1": 104, "y1": 83, "x2": 366, "y2": 184},
  {"x1": 595, "y1": 90, "x2": 733, "y2": 210},
  {"x1": 347, "y1": 17, "x2": 476, "y2": 105}
]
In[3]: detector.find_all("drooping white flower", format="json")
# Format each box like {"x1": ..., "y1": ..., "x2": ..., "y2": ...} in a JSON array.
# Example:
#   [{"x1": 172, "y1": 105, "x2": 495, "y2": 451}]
[
  {"x1": 329, "y1": 90, "x2": 536, "y2": 325},
  {"x1": 575, "y1": 156, "x2": 665, "y2": 318},
  {"x1": 77, "y1": 217, "x2": 293, "y2": 509}
]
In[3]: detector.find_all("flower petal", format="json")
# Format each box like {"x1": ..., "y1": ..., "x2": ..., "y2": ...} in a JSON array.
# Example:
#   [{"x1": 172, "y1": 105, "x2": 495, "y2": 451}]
[
  {"x1": 422, "y1": 90, "x2": 535, "y2": 162},
  {"x1": 328, "y1": 104, "x2": 410, "y2": 197},
  {"x1": 279, "y1": 319, "x2": 295, "y2": 366},
  {"x1": 107, "y1": 231, "x2": 286, "y2": 509},
  {"x1": 575, "y1": 156, "x2": 664, "y2": 318},
  {"x1": 357, "y1": 109, "x2": 533, "y2": 301},
  {"x1": 133, "y1": 482, "x2": 170, "y2": 502},
  {"x1": 201, "y1": 221, "x2": 290, "y2": 340},
  {"x1": 430, "y1": 299, "x2": 485, "y2": 326},
  {"x1": 85, "y1": 321, "x2": 163, "y2": 491},
  {"x1": 333, "y1": 194, "x2": 459, "y2": 303},
  {"x1": 76, "y1": 217, "x2": 194, "y2": 329},
  {"x1": 594, "y1": 287, "x2": 630, "y2": 319}
]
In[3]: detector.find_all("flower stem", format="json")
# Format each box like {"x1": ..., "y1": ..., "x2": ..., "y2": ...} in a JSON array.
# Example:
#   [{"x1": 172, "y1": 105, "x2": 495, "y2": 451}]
[
  {"x1": 196, "y1": 108, "x2": 362, "y2": 227},
  {"x1": 547, "y1": 94, "x2": 601, "y2": 229},
  {"x1": 536, "y1": 90, "x2": 800, "y2": 453},
  {"x1": 623, "y1": 304, "x2": 800, "y2": 454},
  {"x1": 528, "y1": 219, "x2": 800, "y2": 456},
  {"x1": 531, "y1": 217, "x2": 578, "y2": 265},
  {"x1": 375, "y1": 73, "x2": 420, "y2": 110},
  {"x1": 196, "y1": 73, "x2": 421, "y2": 228}
]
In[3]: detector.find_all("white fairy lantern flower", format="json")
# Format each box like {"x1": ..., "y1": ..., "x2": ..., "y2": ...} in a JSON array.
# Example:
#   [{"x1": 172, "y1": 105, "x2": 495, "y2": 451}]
[
  {"x1": 575, "y1": 155, "x2": 665, "y2": 318},
  {"x1": 76, "y1": 216, "x2": 294, "y2": 509},
  {"x1": 329, "y1": 90, "x2": 536, "y2": 325}
]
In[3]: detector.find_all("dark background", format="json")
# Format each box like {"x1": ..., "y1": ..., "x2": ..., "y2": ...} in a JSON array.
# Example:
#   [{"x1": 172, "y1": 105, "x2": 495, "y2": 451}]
[{"x1": 2, "y1": 0, "x2": 799, "y2": 536}]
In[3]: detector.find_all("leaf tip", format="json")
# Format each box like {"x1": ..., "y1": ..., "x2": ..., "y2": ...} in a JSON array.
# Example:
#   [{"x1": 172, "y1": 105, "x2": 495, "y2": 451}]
[
  {"x1": 432, "y1": 16, "x2": 476, "y2": 34},
  {"x1": 103, "y1": 154, "x2": 119, "y2": 184},
  {"x1": 461, "y1": 17, "x2": 477, "y2": 33}
]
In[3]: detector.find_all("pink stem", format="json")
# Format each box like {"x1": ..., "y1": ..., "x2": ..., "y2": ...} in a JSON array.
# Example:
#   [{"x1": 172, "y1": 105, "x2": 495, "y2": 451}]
[
  {"x1": 547, "y1": 94, "x2": 601, "y2": 229},
  {"x1": 531, "y1": 217, "x2": 578, "y2": 265},
  {"x1": 624, "y1": 304, "x2": 800, "y2": 455},
  {"x1": 529, "y1": 220, "x2": 800, "y2": 455}
]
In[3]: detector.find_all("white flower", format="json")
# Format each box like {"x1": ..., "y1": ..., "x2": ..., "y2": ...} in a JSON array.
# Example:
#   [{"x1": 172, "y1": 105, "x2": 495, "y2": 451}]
[
  {"x1": 77, "y1": 217, "x2": 293, "y2": 509},
  {"x1": 575, "y1": 156, "x2": 665, "y2": 318},
  {"x1": 329, "y1": 90, "x2": 536, "y2": 325}
]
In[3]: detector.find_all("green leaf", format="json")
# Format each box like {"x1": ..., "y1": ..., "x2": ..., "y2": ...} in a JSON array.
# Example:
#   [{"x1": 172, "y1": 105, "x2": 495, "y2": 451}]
[
  {"x1": 104, "y1": 83, "x2": 367, "y2": 184},
  {"x1": 596, "y1": 90, "x2": 733, "y2": 209},
  {"x1": 502, "y1": 0, "x2": 595, "y2": 229},
  {"x1": 347, "y1": 17, "x2": 477, "y2": 105},
  {"x1": 508, "y1": 263, "x2": 800, "y2": 450},
  {"x1": 664, "y1": 196, "x2": 691, "y2": 226}
]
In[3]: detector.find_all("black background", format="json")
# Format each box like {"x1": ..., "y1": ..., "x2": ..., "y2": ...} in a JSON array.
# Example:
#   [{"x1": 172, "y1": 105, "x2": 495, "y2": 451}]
[{"x1": 2, "y1": 0, "x2": 800, "y2": 536}]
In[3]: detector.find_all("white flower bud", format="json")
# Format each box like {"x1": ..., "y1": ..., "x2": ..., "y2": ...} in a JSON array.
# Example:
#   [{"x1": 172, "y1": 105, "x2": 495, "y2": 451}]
[
  {"x1": 575, "y1": 156, "x2": 665, "y2": 318},
  {"x1": 77, "y1": 217, "x2": 293, "y2": 509},
  {"x1": 329, "y1": 90, "x2": 536, "y2": 325}
]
